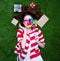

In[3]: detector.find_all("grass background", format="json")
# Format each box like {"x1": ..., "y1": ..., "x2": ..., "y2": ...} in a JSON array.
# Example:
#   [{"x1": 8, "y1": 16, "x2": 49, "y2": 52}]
[{"x1": 0, "y1": 0, "x2": 60, "y2": 61}]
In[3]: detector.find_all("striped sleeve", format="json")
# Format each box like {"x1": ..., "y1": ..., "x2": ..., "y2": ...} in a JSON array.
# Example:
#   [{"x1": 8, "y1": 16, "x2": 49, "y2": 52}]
[
  {"x1": 14, "y1": 41, "x2": 22, "y2": 54},
  {"x1": 14, "y1": 29, "x2": 24, "y2": 54},
  {"x1": 16, "y1": 29, "x2": 24, "y2": 41},
  {"x1": 35, "y1": 28, "x2": 45, "y2": 43}
]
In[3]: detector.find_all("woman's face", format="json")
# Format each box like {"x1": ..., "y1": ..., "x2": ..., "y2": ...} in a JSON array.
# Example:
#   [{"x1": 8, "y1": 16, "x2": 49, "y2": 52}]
[{"x1": 23, "y1": 15, "x2": 32, "y2": 28}]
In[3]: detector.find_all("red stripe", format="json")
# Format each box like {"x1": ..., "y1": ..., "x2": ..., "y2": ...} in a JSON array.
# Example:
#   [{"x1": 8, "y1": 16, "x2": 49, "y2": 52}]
[
  {"x1": 30, "y1": 49, "x2": 35, "y2": 53},
  {"x1": 38, "y1": 32, "x2": 42, "y2": 37},
  {"x1": 34, "y1": 29, "x2": 39, "y2": 32},
  {"x1": 29, "y1": 31, "x2": 34, "y2": 34},
  {"x1": 17, "y1": 34, "x2": 23, "y2": 38},
  {"x1": 31, "y1": 42, "x2": 38, "y2": 47},
  {"x1": 26, "y1": 39, "x2": 30, "y2": 44},
  {"x1": 19, "y1": 41, "x2": 22, "y2": 48},
  {"x1": 20, "y1": 54, "x2": 25, "y2": 59},
  {"x1": 30, "y1": 49, "x2": 40, "y2": 53},
  {"x1": 39, "y1": 37, "x2": 44, "y2": 41},
  {"x1": 15, "y1": 48, "x2": 21, "y2": 53},
  {"x1": 40, "y1": 42, "x2": 45, "y2": 45},
  {"x1": 35, "y1": 49, "x2": 39, "y2": 53},
  {"x1": 30, "y1": 36, "x2": 35, "y2": 40},
  {"x1": 22, "y1": 50, "x2": 27, "y2": 55},
  {"x1": 29, "y1": 29, "x2": 39, "y2": 34},
  {"x1": 17, "y1": 29, "x2": 24, "y2": 34},
  {"x1": 25, "y1": 46, "x2": 29, "y2": 50},
  {"x1": 40, "y1": 42, "x2": 45, "y2": 43},
  {"x1": 30, "y1": 52, "x2": 40, "y2": 59}
]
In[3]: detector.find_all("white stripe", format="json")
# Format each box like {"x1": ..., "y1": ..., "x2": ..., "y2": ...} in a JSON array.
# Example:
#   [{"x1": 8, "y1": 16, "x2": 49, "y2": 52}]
[
  {"x1": 40, "y1": 38, "x2": 45, "y2": 42},
  {"x1": 30, "y1": 52, "x2": 36, "y2": 56},
  {"x1": 27, "y1": 36, "x2": 30, "y2": 40},
  {"x1": 30, "y1": 40, "x2": 36, "y2": 44},
  {"x1": 23, "y1": 48, "x2": 28, "y2": 52},
  {"x1": 26, "y1": 43, "x2": 29, "y2": 47},
  {"x1": 17, "y1": 31, "x2": 23, "y2": 41},
  {"x1": 29, "y1": 33, "x2": 35, "y2": 37},
  {"x1": 17, "y1": 32, "x2": 21, "y2": 35},
  {"x1": 39, "y1": 35, "x2": 43, "y2": 38},
  {"x1": 36, "y1": 30, "x2": 41, "y2": 35},
  {"x1": 30, "y1": 45, "x2": 38, "y2": 50},
  {"x1": 34, "y1": 28, "x2": 41, "y2": 33},
  {"x1": 29, "y1": 28, "x2": 39, "y2": 37},
  {"x1": 30, "y1": 48, "x2": 40, "y2": 56},
  {"x1": 21, "y1": 53, "x2": 26, "y2": 57},
  {"x1": 31, "y1": 55, "x2": 43, "y2": 61},
  {"x1": 17, "y1": 38, "x2": 22, "y2": 41},
  {"x1": 33, "y1": 28, "x2": 38, "y2": 30}
]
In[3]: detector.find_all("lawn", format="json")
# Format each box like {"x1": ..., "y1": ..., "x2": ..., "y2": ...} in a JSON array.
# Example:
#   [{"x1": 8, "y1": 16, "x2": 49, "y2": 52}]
[{"x1": 0, "y1": 0, "x2": 60, "y2": 61}]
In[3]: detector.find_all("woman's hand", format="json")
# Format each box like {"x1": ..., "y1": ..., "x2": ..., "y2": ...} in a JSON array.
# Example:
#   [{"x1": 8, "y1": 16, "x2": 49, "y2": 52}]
[{"x1": 38, "y1": 42, "x2": 45, "y2": 48}]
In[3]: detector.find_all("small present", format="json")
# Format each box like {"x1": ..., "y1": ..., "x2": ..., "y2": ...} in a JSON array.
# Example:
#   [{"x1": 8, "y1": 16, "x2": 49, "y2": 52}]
[
  {"x1": 11, "y1": 18, "x2": 18, "y2": 26},
  {"x1": 37, "y1": 14, "x2": 49, "y2": 28},
  {"x1": 30, "y1": 2, "x2": 35, "y2": 8},
  {"x1": 14, "y1": 4, "x2": 22, "y2": 12}
]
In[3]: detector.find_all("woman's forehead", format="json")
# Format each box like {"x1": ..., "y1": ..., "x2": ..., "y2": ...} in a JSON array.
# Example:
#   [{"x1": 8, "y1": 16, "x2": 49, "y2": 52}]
[{"x1": 24, "y1": 15, "x2": 32, "y2": 20}]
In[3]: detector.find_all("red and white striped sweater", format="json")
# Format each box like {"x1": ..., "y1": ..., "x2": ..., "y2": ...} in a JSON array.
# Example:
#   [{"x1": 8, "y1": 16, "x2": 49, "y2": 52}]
[{"x1": 14, "y1": 28, "x2": 45, "y2": 60}]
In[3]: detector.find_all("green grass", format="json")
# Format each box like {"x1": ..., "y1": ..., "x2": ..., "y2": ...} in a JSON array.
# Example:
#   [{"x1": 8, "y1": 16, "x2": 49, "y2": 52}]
[{"x1": 0, "y1": 0, "x2": 60, "y2": 61}]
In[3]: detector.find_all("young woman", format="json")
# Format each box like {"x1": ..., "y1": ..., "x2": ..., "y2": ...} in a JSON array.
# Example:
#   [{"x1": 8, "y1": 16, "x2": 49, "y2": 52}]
[{"x1": 14, "y1": 6, "x2": 45, "y2": 61}]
